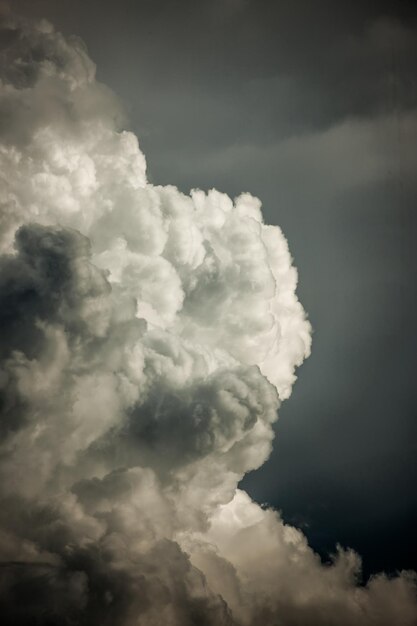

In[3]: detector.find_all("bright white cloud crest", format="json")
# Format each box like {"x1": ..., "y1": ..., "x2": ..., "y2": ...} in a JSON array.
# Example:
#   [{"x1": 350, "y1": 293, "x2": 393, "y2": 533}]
[{"x1": 0, "y1": 13, "x2": 416, "y2": 626}]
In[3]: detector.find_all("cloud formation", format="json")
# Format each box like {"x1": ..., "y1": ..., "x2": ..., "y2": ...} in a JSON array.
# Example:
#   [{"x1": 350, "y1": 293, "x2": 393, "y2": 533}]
[{"x1": 0, "y1": 11, "x2": 416, "y2": 625}]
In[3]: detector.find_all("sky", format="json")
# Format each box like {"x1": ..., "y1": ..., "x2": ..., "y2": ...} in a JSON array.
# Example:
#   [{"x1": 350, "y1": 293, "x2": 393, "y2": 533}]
[{"x1": 1, "y1": 1, "x2": 417, "y2": 624}]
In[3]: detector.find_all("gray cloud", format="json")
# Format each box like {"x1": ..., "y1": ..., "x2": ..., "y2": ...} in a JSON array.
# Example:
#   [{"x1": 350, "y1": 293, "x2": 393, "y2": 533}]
[
  {"x1": 0, "y1": 10, "x2": 416, "y2": 626},
  {"x1": 9, "y1": 0, "x2": 417, "y2": 583}
]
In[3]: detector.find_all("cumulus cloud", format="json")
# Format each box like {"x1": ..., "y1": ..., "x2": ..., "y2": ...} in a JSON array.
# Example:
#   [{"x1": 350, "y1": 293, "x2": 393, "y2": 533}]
[{"x1": 0, "y1": 11, "x2": 415, "y2": 626}]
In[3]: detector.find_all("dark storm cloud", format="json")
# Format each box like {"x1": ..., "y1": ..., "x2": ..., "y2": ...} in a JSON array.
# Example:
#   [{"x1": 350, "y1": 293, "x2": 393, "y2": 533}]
[
  {"x1": 0, "y1": 495, "x2": 235, "y2": 626},
  {"x1": 12, "y1": 1, "x2": 417, "y2": 144}
]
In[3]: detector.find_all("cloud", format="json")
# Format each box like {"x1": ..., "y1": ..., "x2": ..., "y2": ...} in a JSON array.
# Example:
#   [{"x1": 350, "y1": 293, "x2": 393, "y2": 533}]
[{"x1": 0, "y1": 12, "x2": 415, "y2": 626}]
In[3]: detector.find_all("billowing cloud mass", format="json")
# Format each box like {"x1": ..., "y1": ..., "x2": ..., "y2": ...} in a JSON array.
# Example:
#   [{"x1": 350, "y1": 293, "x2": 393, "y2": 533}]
[{"x1": 0, "y1": 10, "x2": 416, "y2": 626}]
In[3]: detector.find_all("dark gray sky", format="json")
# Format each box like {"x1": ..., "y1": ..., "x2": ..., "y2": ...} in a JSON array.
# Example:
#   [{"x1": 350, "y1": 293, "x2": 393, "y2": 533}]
[{"x1": 14, "y1": 0, "x2": 417, "y2": 578}]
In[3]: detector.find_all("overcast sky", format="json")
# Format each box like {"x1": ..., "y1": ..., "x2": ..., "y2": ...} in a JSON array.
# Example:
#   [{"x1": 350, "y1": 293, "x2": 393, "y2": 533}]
[{"x1": 12, "y1": 0, "x2": 417, "y2": 579}]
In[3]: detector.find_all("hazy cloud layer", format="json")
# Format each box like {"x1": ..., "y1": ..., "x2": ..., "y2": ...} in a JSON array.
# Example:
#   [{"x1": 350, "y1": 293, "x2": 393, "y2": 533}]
[{"x1": 0, "y1": 11, "x2": 416, "y2": 625}]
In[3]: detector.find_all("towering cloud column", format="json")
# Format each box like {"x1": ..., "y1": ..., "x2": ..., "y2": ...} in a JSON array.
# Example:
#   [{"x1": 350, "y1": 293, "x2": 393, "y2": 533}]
[{"x1": 0, "y1": 12, "x2": 415, "y2": 626}]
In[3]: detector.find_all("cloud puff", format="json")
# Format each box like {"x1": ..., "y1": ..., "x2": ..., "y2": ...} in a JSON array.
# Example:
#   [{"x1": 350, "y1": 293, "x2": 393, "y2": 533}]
[{"x1": 0, "y1": 12, "x2": 415, "y2": 626}]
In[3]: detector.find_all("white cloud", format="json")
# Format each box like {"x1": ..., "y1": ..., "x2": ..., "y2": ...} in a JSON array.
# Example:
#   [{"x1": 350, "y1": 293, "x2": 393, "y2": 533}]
[{"x1": 0, "y1": 12, "x2": 415, "y2": 626}]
